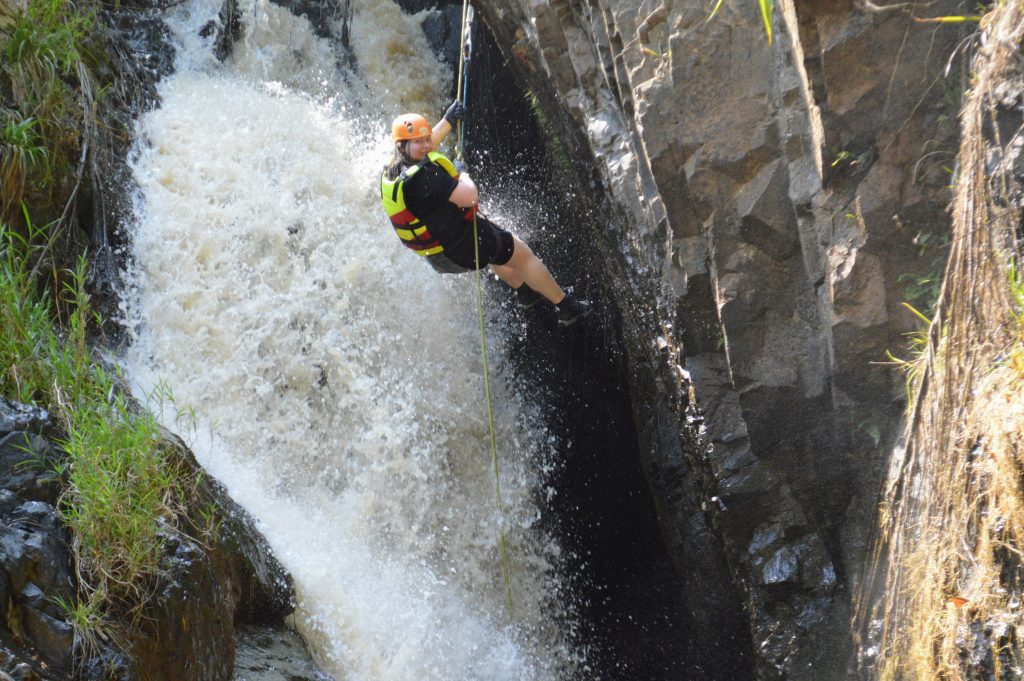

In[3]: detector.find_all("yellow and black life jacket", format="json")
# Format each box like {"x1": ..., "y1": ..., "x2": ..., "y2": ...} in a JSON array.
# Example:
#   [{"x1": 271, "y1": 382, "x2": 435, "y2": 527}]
[{"x1": 380, "y1": 151, "x2": 469, "y2": 257}]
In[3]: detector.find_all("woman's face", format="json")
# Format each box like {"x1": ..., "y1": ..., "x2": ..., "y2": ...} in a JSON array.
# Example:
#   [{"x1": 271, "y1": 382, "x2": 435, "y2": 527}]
[{"x1": 406, "y1": 135, "x2": 432, "y2": 161}]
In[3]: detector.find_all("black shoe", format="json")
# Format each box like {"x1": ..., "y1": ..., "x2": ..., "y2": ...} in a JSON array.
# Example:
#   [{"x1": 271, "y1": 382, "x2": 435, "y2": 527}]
[
  {"x1": 556, "y1": 292, "x2": 593, "y2": 326},
  {"x1": 515, "y1": 284, "x2": 544, "y2": 309}
]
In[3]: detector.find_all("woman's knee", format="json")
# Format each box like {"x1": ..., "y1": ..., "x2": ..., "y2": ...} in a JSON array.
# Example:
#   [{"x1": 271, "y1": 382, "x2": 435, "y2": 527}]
[
  {"x1": 507, "y1": 236, "x2": 536, "y2": 267},
  {"x1": 490, "y1": 264, "x2": 524, "y2": 287},
  {"x1": 511, "y1": 235, "x2": 532, "y2": 255}
]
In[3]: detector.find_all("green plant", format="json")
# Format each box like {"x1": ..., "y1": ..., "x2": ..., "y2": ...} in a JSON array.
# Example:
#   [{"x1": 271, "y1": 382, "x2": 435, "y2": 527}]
[
  {"x1": 1009, "y1": 257, "x2": 1024, "y2": 315},
  {"x1": 898, "y1": 271, "x2": 942, "y2": 316},
  {"x1": 708, "y1": 0, "x2": 774, "y2": 44},
  {"x1": 1008, "y1": 258, "x2": 1024, "y2": 376},
  {"x1": 640, "y1": 45, "x2": 672, "y2": 60},
  {"x1": 831, "y1": 150, "x2": 852, "y2": 168},
  {"x1": 52, "y1": 591, "x2": 122, "y2": 661},
  {"x1": 0, "y1": 0, "x2": 101, "y2": 223},
  {"x1": 1, "y1": 211, "x2": 195, "y2": 633},
  {"x1": 828, "y1": 146, "x2": 872, "y2": 174},
  {"x1": 885, "y1": 302, "x2": 935, "y2": 410},
  {"x1": 897, "y1": 230, "x2": 951, "y2": 316},
  {"x1": 149, "y1": 377, "x2": 199, "y2": 442},
  {"x1": 913, "y1": 13, "x2": 983, "y2": 24},
  {"x1": 195, "y1": 498, "x2": 224, "y2": 543},
  {"x1": 0, "y1": 112, "x2": 48, "y2": 218},
  {"x1": 0, "y1": 212, "x2": 59, "y2": 402},
  {"x1": 860, "y1": 420, "x2": 882, "y2": 447},
  {"x1": 58, "y1": 383, "x2": 181, "y2": 609},
  {"x1": 3, "y1": 0, "x2": 97, "y2": 99}
]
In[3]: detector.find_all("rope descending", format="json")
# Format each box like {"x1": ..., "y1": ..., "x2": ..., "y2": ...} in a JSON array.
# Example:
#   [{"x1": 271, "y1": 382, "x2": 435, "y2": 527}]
[{"x1": 456, "y1": 0, "x2": 514, "y2": 617}]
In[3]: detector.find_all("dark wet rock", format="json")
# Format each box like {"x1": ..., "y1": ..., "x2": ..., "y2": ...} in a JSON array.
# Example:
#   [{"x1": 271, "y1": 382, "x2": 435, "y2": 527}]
[
  {"x1": 393, "y1": 0, "x2": 463, "y2": 69},
  {"x1": 7, "y1": 665, "x2": 38, "y2": 681},
  {"x1": 87, "y1": 1, "x2": 177, "y2": 340},
  {"x1": 212, "y1": 0, "x2": 243, "y2": 62},
  {"x1": 627, "y1": 363, "x2": 755, "y2": 678},
  {"x1": 761, "y1": 546, "x2": 799, "y2": 587},
  {"x1": 176, "y1": 438, "x2": 295, "y2": 625},
  {"x1": 0, "y1": 503, "x2": 119, "y2": 680},
  {"x1": 233, "y1": 625, "x2": 331, "y2": 681},
  {"x1": 0, "y1": 435, "x2": 62, "y2": 505},
  {"x1": 101, "y1": 2, "x2": 176, "y2": 91},
  {"x1": 128, "y1": 531, "x2": 235, "y2": 681},
  {"x1": 0, "y1": 493, "x2": 75, "y2": 677},
  {"x1": 269, "y1": 0, "x2": 353, "y2": 43},
  {"x1": 204, "y1": 0, "x2": 356, "y2": 66},
  {"x1": 0, "y1": 399, "x2": 296, "y2": 680},
  {"x1": 421, "y1": 6, "x2": 464, "y2": 70},
  {"x1": 0, "y1": 402, "x2": 49, "y2": 439},
  {"x1": 76, "y1": 654, "x2": 131, "y2": 681},
  {"x1": 18, "y1": 608, "x2": 72, "y2": 672},
  {"x1": 124, "y1": 434, "x2": 295, "y2": 680},
  {"x1": 394, "y1": 0, "x2": 449, "y2": 13}
]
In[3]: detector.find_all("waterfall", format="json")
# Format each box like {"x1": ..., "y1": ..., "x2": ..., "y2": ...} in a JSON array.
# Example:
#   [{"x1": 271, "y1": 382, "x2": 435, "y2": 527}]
[{"x1": 119, "y1": 1, "x2": 576, "y2": 678}]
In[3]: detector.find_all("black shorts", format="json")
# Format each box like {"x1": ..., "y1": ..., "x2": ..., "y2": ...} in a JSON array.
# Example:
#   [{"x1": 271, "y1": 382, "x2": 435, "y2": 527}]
[{"x1": 435, "y1": 216, "x2": 515, "y2": 271}]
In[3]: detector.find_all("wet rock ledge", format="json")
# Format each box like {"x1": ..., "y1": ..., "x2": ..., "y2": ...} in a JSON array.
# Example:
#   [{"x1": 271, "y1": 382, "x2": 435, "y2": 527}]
[{"x1": 0, "y1": 398, "x2": 301, "y2": 680}]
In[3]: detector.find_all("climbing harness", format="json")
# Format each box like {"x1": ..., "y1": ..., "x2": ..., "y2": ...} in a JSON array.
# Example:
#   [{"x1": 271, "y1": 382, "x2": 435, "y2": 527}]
[{"x1": 456, "y1": 0, "x2": 515, "y2": 617}]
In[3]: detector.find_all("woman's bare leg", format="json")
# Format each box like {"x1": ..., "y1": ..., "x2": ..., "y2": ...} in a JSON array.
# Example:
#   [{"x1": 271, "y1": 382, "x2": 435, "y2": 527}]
[
  {"x1": 493, "y1": 236, "x2": 565, "y2": 303},
  {"x1": 489, "y1": 263, "x2": 524, "y2": 288}
]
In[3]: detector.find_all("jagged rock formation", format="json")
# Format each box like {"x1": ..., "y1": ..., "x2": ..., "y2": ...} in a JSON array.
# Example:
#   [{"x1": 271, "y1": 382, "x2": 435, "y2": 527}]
[{"x1": 473, "y1": 1, "x2": 969, "y2": 678}]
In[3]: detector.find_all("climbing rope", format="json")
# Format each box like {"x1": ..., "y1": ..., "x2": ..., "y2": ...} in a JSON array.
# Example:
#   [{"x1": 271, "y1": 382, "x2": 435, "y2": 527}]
[
  {"x1": 454, "y1": 0, "x2": 473, "y2": 161},
  {"x1": 455, "y1": 0, "x2": 514, "y2": 617}
]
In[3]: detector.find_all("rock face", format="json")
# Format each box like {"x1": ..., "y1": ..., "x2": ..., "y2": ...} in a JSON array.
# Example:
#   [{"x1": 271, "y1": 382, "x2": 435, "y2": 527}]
[
  {"x1": 0, "y1": 399, "x2": 295, "y2": 680},
  {"x1": 124, "y1": 433, "x2": 296, "y2": 681},
  {"x1": 0, "y1": 400, "x2": 77, "y2": 681},
  {"x1": 472, "y1": 1, "x2": 968, "y2": 678}
]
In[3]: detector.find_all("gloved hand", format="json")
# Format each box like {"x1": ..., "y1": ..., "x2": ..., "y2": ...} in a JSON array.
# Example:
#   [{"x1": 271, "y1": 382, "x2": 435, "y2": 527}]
[
  {"x1": 444, "y1": 100, "x2": 466, "y2": 125},
  {"x1": 453, "y1": 158, "x2": 468, "y2": 174}
]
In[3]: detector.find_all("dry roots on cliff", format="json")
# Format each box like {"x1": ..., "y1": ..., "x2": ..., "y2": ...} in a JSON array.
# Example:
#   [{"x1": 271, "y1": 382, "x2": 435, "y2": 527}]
[{"x1": 858, "y1": 3, "x2": 1024, "y2": 679}]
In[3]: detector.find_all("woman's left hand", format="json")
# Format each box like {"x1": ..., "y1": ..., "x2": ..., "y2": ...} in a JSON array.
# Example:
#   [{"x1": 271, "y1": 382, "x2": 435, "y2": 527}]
[{"x1": 444, "y1": 100, "x2": 466, "y2": 124}]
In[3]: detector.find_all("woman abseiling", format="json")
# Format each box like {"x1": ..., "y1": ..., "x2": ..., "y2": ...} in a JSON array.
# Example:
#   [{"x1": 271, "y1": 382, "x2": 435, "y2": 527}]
[{"x1": 380, "y1": 100, "x2": 592, "y2": 327}]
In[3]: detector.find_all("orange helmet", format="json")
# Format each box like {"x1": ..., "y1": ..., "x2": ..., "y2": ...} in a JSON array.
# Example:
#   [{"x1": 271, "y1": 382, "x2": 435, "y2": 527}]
[{"x1": 392, "y1": 113, "x2": 432, "y2": 142}]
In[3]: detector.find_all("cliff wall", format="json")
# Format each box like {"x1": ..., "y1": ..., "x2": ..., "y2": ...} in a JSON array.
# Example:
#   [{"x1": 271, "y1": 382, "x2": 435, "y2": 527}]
[{"x1": 475, "y1": 1, "x2": 968, "y2": 677}]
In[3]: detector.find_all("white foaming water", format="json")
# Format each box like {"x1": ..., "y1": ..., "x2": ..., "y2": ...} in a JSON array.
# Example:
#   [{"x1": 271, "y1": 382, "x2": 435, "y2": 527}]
[{"x1": 120, "y1": 1, "x2": 574, "y2": 678}]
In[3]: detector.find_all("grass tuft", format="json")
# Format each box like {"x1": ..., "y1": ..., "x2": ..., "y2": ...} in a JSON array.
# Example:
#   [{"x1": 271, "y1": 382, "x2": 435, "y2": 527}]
[{"x1": 52, "y1": 591, "x2": 124, "y2": 662}]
